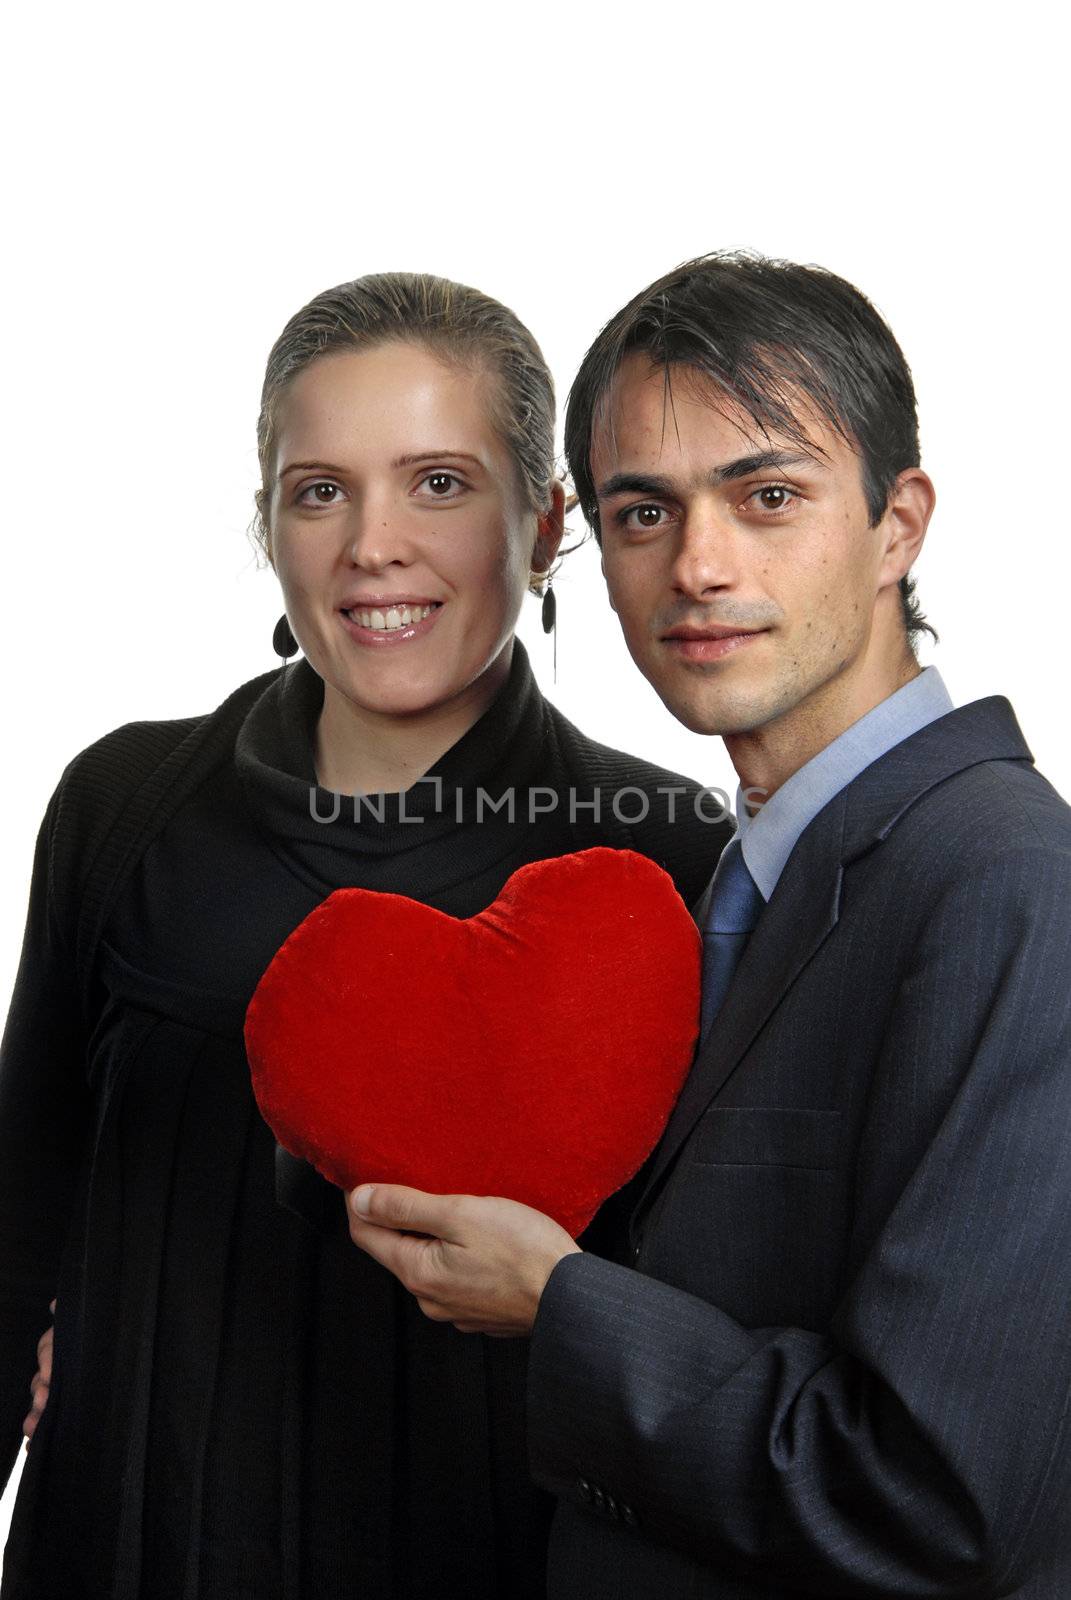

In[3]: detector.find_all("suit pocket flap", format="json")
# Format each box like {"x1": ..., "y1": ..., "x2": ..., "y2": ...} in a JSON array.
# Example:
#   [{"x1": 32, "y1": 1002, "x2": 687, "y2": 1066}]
[{"x1": 692, "y1": 1105, "x2": 842, "y2": 1169}]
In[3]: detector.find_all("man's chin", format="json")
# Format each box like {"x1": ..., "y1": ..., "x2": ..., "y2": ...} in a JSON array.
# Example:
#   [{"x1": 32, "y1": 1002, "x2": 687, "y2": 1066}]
[{"x1": 654, "y1": 684, "x2": 784, "y2": 739}]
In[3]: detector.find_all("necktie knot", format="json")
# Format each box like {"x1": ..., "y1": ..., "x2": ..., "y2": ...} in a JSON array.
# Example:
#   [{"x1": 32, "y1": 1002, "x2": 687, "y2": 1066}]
[{"x1": 704, "y1": 836, "x2": 763, "y2": 936}]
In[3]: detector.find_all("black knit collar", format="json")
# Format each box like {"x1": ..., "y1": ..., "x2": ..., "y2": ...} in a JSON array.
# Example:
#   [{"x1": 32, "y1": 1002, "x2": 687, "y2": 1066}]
[{"x1": 233, "y1": 639, "x2": 547, "y2": 864}]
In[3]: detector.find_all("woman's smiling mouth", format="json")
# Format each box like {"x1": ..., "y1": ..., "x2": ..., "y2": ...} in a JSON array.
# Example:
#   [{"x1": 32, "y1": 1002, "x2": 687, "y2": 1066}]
[{"x1": 339, "y1": 600, "x2": 444, "y2": 645}]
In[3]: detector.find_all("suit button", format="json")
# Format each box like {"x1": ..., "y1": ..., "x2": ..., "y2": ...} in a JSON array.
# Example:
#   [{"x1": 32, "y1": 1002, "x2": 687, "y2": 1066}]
[
  {"x1": 621, "y1": 1503, "x2": 639, "y2": 1529},
  {"x1": 606, "y1": 1494, "x2": 621, "y2": 1520},
  {"x1": 629, "y1": 1238, "x2": 642, "y2": 1264},
  {"x1": 577, "y1": 1478, "x2": 593, "y2": 1503},
  {"x1": 592, "y1": 1487, "x2": 607, "y2": 1513}
]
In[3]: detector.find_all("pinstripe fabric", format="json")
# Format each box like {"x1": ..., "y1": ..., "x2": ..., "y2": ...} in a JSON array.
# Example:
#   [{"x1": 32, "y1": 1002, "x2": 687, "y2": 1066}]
[{"x1": 528, "y1": 696, "x2": 1071, "y2": 1598}]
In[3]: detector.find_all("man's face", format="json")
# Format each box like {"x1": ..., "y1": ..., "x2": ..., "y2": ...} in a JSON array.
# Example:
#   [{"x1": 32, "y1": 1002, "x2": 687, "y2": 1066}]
[{"x1": 593, "y1": 355, "x2": 906, "y2": 747}]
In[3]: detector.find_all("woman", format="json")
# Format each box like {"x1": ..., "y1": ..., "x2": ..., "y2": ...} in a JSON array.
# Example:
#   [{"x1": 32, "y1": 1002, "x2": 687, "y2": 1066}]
[{"x1": 0, "y1": 273, "x2": 723, "y2": 1599}]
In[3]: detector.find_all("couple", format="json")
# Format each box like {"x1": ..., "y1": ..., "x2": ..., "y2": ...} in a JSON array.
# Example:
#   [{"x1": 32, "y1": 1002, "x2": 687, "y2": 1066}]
[{"x1": 3, "y1": 255, "x2": 1070, "y2": 1598}]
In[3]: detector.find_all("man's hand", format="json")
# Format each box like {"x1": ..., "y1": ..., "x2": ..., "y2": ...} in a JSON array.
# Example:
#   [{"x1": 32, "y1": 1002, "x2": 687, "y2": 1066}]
[
  {"x1": 23, "y1": 1299, "x2": 56, "y2": 1443},
  {"x1": 346, "y1": 1186, "x2": 581, "y2": 1336}
]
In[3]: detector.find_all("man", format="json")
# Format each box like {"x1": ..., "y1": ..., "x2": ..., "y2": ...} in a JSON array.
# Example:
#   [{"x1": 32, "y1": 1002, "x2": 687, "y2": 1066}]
[{"x1": 348, "y1": 253, "x2": 1071, "y2": 1596}]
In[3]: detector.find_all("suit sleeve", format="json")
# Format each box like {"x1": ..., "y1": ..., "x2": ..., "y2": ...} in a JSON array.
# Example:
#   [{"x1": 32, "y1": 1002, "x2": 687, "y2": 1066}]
[
  {"x1": 0, "y1": 785, "x2": 92, "y2": 1491},
  {"x1": 528, "y1": 843, "x2": 1071, "y2": 1597}
]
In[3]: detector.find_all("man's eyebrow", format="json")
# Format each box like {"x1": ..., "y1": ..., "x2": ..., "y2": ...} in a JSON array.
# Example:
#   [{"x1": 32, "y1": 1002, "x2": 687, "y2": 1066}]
[
  {"x1": 716, "y1": 449, "x2": 819, "y2": 482},
  {"x1": 597, "y1": 472, "x2": 678, "y2": 500},
  {"x1": 597, "y1": 451, "x2": 820, "y2": 500}
]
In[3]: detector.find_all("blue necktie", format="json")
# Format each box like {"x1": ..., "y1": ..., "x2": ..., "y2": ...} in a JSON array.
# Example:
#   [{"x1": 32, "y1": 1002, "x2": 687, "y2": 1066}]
[{"x1": 700, "y1": 835, "x2": 764, "y2": 1041}]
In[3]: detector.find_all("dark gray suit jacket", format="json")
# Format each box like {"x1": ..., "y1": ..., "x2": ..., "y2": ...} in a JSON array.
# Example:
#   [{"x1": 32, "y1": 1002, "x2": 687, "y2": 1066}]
[{"x1": 528, "y1": 697, "x2": 1071, "y2": 1598}]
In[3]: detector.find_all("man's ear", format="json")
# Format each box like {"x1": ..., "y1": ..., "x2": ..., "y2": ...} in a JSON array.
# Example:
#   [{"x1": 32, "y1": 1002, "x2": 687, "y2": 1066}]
[
  {"x1": 532, "y1": 480, "x2": 566, "y2": 574},
  {"x1": 878, "y1": 468, "x2": 935, "y2": 589}
]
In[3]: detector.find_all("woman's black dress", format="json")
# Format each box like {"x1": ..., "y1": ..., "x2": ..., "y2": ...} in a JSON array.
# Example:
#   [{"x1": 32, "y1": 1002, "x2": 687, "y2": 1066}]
[{"x1": 0, "y1": 643, "x2": 719, "y2": 1599}]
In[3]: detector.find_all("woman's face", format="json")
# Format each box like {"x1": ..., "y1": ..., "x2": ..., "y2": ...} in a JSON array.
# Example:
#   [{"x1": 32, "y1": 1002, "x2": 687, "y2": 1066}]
[{"x1": 266, "y1": 341, "x2": 560, "y2": 723}]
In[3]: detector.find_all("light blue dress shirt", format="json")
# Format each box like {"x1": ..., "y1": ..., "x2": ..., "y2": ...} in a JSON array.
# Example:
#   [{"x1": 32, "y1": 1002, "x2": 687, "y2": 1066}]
[{"x1": 727, "y1": 667, "x2": 955, "y2": 906}]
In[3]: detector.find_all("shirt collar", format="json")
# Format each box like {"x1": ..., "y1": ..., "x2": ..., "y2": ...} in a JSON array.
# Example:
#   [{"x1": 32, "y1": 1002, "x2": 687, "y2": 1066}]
[{"x1": 734, "y1": 666, "x2": 955, "y2": 902}]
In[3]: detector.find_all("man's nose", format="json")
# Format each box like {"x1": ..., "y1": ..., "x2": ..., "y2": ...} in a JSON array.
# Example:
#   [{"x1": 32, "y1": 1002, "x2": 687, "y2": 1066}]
[{"x1": 669, "y1": 502, "x2": 741, "y2": 597}]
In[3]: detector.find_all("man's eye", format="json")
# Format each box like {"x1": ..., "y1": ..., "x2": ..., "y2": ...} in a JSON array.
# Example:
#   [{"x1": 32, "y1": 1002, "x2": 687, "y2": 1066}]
[
  {"x1": 298, "y1": 481, "x2": 343, "y2": 506},
  {"x1": 420, "y1": 472, "x2": 464, "y2": 497},
  {"x1": 752, "y1": 484, "x2": 795, "y2": 512},
  {"x1": 619, "y1": 504, "x2": 667, "y2": 530}
]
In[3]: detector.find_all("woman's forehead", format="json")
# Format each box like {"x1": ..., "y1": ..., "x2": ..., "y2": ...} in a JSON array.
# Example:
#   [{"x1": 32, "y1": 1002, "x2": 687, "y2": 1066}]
[{"x1": 272, "y1": 344, "x2": 505, "y2": 470}]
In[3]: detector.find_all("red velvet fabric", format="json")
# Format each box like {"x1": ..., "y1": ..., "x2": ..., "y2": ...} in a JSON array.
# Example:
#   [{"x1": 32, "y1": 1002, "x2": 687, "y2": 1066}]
[{"x1": 244, "y1": 847, "x2": 700, "y2": 1236}]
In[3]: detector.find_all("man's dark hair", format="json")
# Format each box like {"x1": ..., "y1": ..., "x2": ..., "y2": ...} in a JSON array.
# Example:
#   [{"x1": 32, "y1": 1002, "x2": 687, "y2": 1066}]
[{"x1": 565, "y1": 251, "x2": 936, "y2": 647}]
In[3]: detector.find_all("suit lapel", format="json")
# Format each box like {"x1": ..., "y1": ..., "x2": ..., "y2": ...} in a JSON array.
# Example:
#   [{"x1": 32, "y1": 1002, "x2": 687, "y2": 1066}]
[
  {"x1": 631, "y1": 696, "x2": 1034, "y2": 1235},
  {"x1": 633, "y1": 793, "x2": 847, "y2": 1227}
]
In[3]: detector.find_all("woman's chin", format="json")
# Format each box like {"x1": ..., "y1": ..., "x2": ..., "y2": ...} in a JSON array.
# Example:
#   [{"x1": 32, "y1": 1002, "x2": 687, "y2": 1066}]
[
  {"x1": 325, "y1": 667, "x2": 478, "y2": 725},
  {"x1": 325, "y1": 645, "x2": 513, "y2": 723}
]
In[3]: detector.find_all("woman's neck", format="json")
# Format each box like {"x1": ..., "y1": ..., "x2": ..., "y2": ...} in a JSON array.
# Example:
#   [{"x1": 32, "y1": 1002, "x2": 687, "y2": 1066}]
[{"x1": 312, "y1": 644, "x2": 513, "y2": 796}]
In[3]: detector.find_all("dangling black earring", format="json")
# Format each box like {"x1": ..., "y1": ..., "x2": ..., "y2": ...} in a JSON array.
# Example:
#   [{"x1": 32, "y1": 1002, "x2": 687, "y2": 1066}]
[
  {"x1": 541, "y1": 581, "x2": 557, "y2": 681},
  {"x1": 272, "y1": 614, "x2": 298, "y2": 671},
  {"x1": 540, "y1": 581, "x2": 556, "y2": 635}
]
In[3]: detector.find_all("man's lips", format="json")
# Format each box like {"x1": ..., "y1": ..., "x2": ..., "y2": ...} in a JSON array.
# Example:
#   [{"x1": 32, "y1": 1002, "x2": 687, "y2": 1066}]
[
  {"x1": 662, "y1": 623, "x2": 765, "y2": 641},
  {"x1": 661, "y1": 624, "x2": 768, "y2": 662}
]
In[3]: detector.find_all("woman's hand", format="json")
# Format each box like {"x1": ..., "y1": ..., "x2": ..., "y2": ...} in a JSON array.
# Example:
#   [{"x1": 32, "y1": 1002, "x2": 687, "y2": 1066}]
[{"x1": 22, "y1": 1299, "x2": 56, "y2": 1443}]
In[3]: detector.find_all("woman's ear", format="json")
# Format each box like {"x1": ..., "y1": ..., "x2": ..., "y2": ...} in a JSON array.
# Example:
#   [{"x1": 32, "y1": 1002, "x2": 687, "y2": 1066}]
[
  {"x1": 531, "y1": 480, "x2": 566, "y2": 575},
  {"x1": 256, "y1": 490, "x2": 276, "y2": 570}
]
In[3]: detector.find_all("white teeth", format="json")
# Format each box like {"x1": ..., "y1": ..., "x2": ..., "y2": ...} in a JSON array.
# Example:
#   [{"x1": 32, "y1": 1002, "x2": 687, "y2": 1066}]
[{"x1": 348, "y1": 603, "x2": 437, "y2": 631}]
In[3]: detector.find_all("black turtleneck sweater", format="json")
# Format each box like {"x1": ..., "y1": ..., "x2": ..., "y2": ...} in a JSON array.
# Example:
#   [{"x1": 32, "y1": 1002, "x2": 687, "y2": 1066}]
[{"x1": 0, "y1": 643, "x2": 723, "y2": 1600}]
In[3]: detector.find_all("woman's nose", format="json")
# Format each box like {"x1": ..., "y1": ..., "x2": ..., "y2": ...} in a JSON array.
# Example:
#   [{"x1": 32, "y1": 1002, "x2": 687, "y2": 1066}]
[{"x1": 345, "y1": 503, "x2": 415, "y2": 572}]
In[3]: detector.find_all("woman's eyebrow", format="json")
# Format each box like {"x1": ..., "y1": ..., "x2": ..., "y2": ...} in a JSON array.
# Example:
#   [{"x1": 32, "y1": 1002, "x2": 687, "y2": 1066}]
[
  {"x1": 279, "y1": 460, "x2": 348, "y2": 478},
  {"x1": 279, "y1": 451, "x2": 486, "y2": 479},
  {"x1": 391, "y1": 451, "x2": 485, "y2": 469}
]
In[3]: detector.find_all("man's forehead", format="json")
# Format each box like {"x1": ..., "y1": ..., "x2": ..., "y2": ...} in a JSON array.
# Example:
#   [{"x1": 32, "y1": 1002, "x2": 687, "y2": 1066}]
[{"x1": 590, "y1": 355, "x2": 843, "y2": 483}]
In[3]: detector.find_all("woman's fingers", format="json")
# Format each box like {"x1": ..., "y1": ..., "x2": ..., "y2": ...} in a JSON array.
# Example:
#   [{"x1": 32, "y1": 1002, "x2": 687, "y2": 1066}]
[
  {"x1": 37, "y1": 1324, "x2": 54, "y2": 1381},
  {"x1": 23, "y1": 1320, "x2": 55, "y2": 1441},
  {"x1": 23, "y1": 1378, "x2": 48, "y2": 1439}
]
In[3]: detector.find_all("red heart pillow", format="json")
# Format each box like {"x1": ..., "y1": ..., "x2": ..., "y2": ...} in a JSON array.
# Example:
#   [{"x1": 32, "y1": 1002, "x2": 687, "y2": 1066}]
[{"x1": 244, "y1": 847, "x2": 700, "y2": 1236}]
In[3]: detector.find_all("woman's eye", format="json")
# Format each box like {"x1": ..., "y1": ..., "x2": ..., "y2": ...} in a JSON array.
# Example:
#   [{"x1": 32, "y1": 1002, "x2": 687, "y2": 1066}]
[
  {"x1": 752, "y1": 484, "x2": 796, "y2": 512},
  {"x1": 297, "y1": 481, "x2": 343, "y2": 506},
  {"x1": 419, "y1": 471, "x2": 464, "y2": 497},
  {"x1": 619, "y1": 504, "x2": 667, "y2": 531}
]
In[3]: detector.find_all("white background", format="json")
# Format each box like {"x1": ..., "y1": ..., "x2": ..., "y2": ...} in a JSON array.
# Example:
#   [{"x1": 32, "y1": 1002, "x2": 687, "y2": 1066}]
[{"x1": 2, "y1": 0, "x2": 1068, "y2": 1548}]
